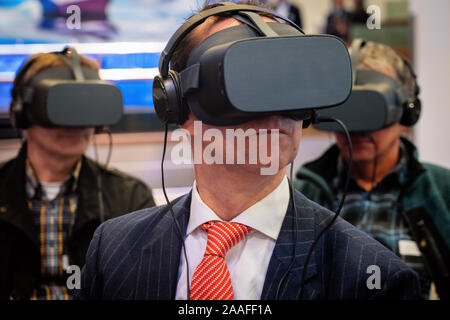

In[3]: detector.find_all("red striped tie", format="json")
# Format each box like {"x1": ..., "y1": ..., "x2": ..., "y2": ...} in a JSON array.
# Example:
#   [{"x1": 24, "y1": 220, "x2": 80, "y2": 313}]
[{"x1": 190, "y1": 221, "x2": 253, "y2": 300}]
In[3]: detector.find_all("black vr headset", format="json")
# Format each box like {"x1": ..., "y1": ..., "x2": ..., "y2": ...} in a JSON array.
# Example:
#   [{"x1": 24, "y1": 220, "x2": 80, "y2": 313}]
[
  {"x1": 152, "y1": 2, "x2": 353, "y2": 127},
  {"x1": 11, "y1": 47, "x2": 123, "y2": 129},
  {"x1": 313, "y1": 38, "x2": 421, "y2": 132}
]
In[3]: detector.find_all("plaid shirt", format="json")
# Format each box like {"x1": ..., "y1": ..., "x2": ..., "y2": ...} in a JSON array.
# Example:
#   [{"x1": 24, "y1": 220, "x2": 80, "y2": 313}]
[
  {"x1": 25, "y1": 160, "x2": 81, "y2": 300},
  {"x1": 332, "y1": 142, "x2": 431, "y2": 298}
]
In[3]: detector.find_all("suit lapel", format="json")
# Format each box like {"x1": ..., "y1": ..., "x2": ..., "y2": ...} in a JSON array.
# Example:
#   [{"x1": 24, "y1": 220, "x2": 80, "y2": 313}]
[
  {"x1": 261, "y1": 190, "x2": 320, "y2": 300},
  {"x1": 134, "y1": 193, "x2": 191, "y2": 300}
]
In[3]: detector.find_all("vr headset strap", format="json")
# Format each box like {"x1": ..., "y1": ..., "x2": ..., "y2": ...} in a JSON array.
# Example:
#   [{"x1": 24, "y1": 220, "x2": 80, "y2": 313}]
[
  {"x1": 178, "y1": 17, "x2": 293, "y2": 96},
  {"x1": 235, "y1": 11, "x2": 279, "y2": 37},
  {"x1": 159, "y1": 3, "x2": 303, "y2": 76},
  {"x1": 350, "y1": 38, "x2": 366, "y2": 85},
  {"x1": 20, "y1": 87, "x2": 34, "y2": 104},
  {"x1": 231, "y1": 14, "x2": 262, "y2": 34},
  {"x1": 396, "y1": 86, "x2": 410, "y2": 105},
  {"x1": 179, "y1": 63, "x2": 200, "y2": 96},
  {"x1": 56, "y1": 47, "x2": 85, "y2": 81}
]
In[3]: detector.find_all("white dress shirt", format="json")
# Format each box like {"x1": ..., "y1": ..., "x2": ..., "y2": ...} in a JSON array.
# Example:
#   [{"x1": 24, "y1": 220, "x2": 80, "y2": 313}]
[{"x1": 175, "y1": 176, "x2": 290, "y2": 300}]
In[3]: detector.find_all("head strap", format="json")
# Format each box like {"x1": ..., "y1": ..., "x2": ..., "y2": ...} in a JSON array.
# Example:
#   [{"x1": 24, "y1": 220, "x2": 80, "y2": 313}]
[{"x1": 158, "y1": 2, "x2": 303, "y2": 76}]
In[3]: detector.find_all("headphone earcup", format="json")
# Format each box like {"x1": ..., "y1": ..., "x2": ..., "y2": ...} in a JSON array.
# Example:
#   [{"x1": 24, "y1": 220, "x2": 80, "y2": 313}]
[
  {"x1": 11, "y1": 99, "x2": 28, "y2": 129},
  {"x1": 400, "y1": 98, "x2": 421, "y2": 126},
  {"x1": 153, "y1": 70, "x2": 187, "y2": 125}
]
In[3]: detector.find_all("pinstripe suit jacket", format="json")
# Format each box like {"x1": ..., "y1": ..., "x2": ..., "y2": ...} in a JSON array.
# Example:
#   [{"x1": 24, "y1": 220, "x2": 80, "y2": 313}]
[{"x1": 75, "y1": 190, "x2": 420, "y2": 300}]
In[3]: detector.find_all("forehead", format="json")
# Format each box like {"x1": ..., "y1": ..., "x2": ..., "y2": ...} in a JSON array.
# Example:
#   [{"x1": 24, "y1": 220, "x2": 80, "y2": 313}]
[
  {"x1": 203, "y1": 17, "x2": 243, "y2": 39},
  {"x1": 201, "y1": 15, "x2": 278, "y2": 42}
]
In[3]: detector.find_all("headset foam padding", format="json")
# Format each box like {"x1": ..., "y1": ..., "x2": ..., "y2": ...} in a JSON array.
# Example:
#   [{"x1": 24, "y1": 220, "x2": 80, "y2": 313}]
[{"x1": 153, "y1": 70, "x2": 187, "y2": 125}]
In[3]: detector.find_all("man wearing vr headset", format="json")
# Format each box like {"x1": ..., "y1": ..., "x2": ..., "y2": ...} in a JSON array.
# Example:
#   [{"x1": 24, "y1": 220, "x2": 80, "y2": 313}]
[
  {"x1": 295, "y1": 40, "x2": 450, "y2": 299},
  {"x1": 77, "y1": 1, "x2": 419, "y2": 300},
  {"x1": 0, "y1": 50, "x2": 155, "y2": 300}
]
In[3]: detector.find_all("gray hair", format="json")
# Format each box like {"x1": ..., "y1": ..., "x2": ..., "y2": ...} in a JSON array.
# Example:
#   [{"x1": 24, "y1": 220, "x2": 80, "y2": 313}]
[{"x1": 355, "y1": 41, "x2": 416, "y2": 96}]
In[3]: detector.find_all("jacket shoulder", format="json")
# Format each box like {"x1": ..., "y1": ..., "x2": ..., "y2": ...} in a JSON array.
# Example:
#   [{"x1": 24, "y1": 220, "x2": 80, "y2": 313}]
[
  {"x1": 421, "y1": 162, "x2": 450, "y2": 186},
  {"x1": 422, "y1": 163, "x2": 450, "y2": 203},
  {"x1": 312, "y1": 196, "x2": 413, "y2": 271},
  {"x1": 295, "y1": 192, "x2": 420, "y2": 299},
  {"x1": 81, "y1": 156, "x2": 156, "y2": 211},
  {"x1": 97, "y1": 193, "x2": 189, "y2": 245},
  {"x1": 83, "y1": 156, "x2": 147, "y2": 186},
  {"x1": 404, "y1": 161, "x2": 450, "y2": 211},
  {"x1": 0, "y1": 157, "x2": 18, "y2": 175}
]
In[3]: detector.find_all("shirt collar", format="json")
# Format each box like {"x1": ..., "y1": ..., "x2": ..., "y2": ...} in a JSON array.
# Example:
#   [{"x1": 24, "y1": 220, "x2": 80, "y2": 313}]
[
  {"x1": 188, "y1": 176, "x2": 290, "y2": 240},
  {"x1": 25, "y1": 158, "x2": 83, "y2": 200}
]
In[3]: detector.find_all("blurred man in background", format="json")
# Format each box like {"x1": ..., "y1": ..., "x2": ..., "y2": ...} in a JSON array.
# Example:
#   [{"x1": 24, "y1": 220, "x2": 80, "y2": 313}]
[
  {"x1": 271, "y1": 0, "x2": 303, "y2": 29},
  {"x1": 349, "y1": 0, "x2": 369, "y2": 24},
  {"x1": 295, "y1": 41, "x2": 450, "y2": 300},
  {"x1": 0, "y1": 50, "x2": 155, "y2": 300},
  {"x1": 324, "y1": 0, "x2": 351, "y2": 44}
]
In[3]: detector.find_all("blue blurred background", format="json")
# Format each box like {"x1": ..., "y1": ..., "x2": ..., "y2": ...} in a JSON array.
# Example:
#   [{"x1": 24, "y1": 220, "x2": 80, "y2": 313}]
[{"x1": 0, "y1": 0, "x2": 199, "y2": 114}]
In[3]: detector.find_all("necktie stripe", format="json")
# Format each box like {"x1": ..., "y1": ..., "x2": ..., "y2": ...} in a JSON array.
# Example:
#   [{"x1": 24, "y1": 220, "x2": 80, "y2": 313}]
[
  {"x1": 213, "y1": 226, "x2": 235, "y2": 250},
  {"x1": 207, "y1": 232, "x2": 230, "y2": 255},
  {"x1": 216, "y1": 281, "x2": 233, "y2": 300},
  {"x1": 193, "y1": 260, "x2": 228, "y2": 299},
  {"x1": 220, "y1": 222, "x2": 242, "y2": 243},
  {"x1": 190, "y1": 221, "x2": 252, "y2": 300},
  {"x1": 195, "y1": 264, "x2": 229, "y2": 299},
  {"x1": 190, "y1": 257, "x2": 222, "y2": 289},
  {"x1": 206, "y1": 238, "x2": 222, "y2": 255},
  {"x1": 191, "y1": 259, "x2": 221, "y2": 289}
]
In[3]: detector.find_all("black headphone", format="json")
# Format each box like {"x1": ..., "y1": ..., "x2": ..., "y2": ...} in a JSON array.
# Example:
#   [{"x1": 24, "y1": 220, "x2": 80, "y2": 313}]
[
  {"x1": 350, "y1": 39, "x2": 421, "y2": 127},
  {"x1": 152, "y1": 2, "x2": 304, "y2": 126},
  {"x1": 10, "y1": 47, "x2": 84, "y2": 129},
  {"x1": 399, "y1": 57, "x2": 421, "y2": 126},
  {"x1": 10, "y1": 54, "x2": 41, "y2": 129}
]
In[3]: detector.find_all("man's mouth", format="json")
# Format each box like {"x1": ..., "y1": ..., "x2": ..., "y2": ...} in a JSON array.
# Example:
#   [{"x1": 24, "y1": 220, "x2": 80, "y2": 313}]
[{"x1": 350, "y1": 136, "x2": 374, "y2": 145}]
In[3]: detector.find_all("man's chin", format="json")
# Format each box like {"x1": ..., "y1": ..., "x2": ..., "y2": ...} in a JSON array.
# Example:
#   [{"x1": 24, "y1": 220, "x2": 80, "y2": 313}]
[
  {"x1": 218, "y1": 162, "x2": 284, "y2": 177},
  {"x1": 52, "y1": 141, "x2": 88, "y2": 158}
]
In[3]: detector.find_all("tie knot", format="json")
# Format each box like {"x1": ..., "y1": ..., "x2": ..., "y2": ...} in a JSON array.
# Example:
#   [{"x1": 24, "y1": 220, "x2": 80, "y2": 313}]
[{"x1": 201, "y1": 221, "x2": 252, "y2": 258}]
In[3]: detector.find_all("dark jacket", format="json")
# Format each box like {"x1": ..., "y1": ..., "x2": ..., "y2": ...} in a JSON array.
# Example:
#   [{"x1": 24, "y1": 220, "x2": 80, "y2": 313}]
[
  {"x1": 295, "y1": 138, "x2": 450, "y2": 299},
  {"x1": 75, "y1": 190, "x2": 420, "y2": 300},
  {"x1": 0, "y1": 144, "x2": 156, "y2": 299}
]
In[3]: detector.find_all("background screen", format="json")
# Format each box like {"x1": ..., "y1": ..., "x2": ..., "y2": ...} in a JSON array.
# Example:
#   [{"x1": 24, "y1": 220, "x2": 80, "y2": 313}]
[{"x1": 0, "y1": 0, "x2": 199, "y2": 121}]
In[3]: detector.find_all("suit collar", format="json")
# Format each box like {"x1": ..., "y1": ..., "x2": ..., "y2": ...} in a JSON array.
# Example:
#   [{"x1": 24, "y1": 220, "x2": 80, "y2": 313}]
[
  {"x1": 188, "y1": 178, "x2": 290, "y2": 240},
  {"x1": 135, "y1": 192, "x2": 191, "y2": 299}
]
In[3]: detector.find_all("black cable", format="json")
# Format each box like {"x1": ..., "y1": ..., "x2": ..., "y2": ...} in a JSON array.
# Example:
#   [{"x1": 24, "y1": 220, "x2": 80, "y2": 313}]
[
  {"x1": 93, "y1": 127, "x2": 113, "y2": 223},
  {"x1": 297, "y1": 116, "x2": 353, "y2": 300},
  {"x1": 275, "y1": 161, "x2": 299, "y2": 299},
  {"x1": 104, "y1": 128, "x2": 113, "y2": 168},
  {"x1": 364, "y1": 133, "x2": 378, "y2": 191},
  {"x1": 161, "y1": 124, "x2": 191, "y2": 300}
]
